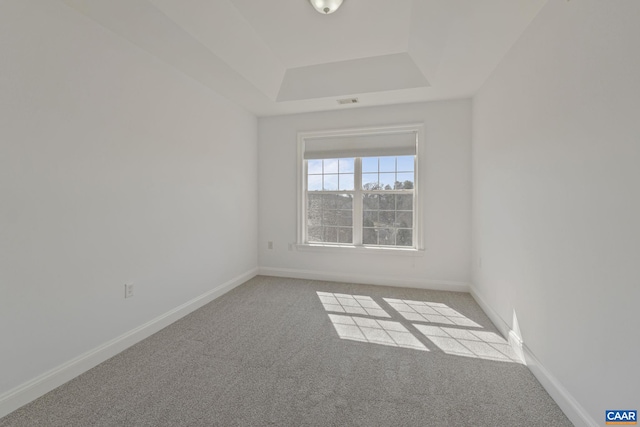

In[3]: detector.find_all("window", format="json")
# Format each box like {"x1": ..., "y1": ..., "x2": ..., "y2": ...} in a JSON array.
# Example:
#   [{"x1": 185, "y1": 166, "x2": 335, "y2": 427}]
[{"x1": 298, "y1": 125, "x2": 422, "y2": 251}]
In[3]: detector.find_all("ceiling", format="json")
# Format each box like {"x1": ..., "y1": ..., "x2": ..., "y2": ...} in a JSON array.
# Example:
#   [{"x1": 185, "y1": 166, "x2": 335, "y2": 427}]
[{"x1": 60, "y1": 0, "x2": 548, "y2": 116}]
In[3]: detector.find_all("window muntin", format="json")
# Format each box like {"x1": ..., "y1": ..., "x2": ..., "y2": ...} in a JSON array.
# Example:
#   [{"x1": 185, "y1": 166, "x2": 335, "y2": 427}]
[
  {"x1": 363, "y1": 193, "x2": 413, "y2": 247},
  {"x1": 361, "y1": 155, "x2": 414, "y2": 190},
  {"x1": 307, "y1": 158, "x2": 355, "y2": 191},
  {"x1": 307, "y1": 193, "x2": 354, "y2": 244},
  {"x1": 306, "y1": 155, "x2": 415, "y2": 248}
]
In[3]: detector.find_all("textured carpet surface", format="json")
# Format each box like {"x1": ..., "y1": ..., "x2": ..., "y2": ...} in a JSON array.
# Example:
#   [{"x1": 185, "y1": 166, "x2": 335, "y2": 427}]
[{"x1": 0, "y1": 276, "x2": 573, "y2": 426}]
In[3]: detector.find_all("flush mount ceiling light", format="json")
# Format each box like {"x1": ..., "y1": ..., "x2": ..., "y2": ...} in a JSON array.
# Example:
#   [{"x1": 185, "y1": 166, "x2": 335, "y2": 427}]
[{"x1": 309, "y1": 0, "x2": 344, "y2": 14}]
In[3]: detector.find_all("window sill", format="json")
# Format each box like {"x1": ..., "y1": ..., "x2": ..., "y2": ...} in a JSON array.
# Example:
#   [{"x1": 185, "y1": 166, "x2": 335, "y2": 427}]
[{"x1": 295, "y1": 243, "x2": 425, "y2": 257}]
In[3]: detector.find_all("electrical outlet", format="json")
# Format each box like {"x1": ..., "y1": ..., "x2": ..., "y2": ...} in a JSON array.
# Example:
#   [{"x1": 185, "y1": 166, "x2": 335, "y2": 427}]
[
  {"x1": 125, "y1": 283, "x2": 134, "y2": 299},
  {"x1": 268, "y1": 241, "x2": 273, "y2": 250}
]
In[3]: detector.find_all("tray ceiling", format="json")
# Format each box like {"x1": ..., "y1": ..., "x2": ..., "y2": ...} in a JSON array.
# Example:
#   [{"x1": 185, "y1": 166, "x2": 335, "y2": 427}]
[{"x1": 61, "y1": 0, "x2": 548, "y2": 116}]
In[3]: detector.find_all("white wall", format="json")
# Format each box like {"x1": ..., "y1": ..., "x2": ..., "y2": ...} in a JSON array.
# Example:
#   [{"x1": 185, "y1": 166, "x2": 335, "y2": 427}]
[
  {"x1": 258, "y1": 101, "x2": 471, "y2": 289},
  {"x1": 0, "y1": 0, "x2": 257, "y2": 407},
  {"x1": 472, "y1": 1, "x2": 640, "y2": 425}
]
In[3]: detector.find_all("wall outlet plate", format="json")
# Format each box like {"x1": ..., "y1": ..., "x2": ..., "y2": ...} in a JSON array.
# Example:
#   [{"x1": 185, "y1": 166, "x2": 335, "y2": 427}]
[{"x1": 125, "y1": 283, "x2": 134, "y2": 298}]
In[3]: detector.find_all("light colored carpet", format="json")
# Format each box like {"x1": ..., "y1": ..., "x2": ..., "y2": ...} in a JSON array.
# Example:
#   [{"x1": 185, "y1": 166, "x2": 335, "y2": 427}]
[{"x1": 0, "y1": 276, "x2": 572, "y2": 426}]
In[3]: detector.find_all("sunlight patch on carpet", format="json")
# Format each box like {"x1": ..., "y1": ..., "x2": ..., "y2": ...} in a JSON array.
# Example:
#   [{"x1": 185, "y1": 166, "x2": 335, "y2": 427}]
[{"x1": 328, "y1": 313, "x2": 428, "y2": 351}]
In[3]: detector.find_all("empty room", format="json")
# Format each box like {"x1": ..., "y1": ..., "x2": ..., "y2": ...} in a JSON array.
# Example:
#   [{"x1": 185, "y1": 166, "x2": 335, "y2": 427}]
[{"x1": 1, "y1": 1, "x2": 638, "y2": 426}]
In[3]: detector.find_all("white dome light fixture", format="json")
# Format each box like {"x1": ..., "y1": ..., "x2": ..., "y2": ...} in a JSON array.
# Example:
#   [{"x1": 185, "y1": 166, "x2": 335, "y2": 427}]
[{"x1": 309, "y1": 0, "x2": 344, "y2": 15}]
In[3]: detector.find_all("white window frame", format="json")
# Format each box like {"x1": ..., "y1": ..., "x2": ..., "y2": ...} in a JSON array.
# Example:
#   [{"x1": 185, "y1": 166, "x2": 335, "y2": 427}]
[{"x1": 297, "y1": 124, "x2": 424, "y2": 254}]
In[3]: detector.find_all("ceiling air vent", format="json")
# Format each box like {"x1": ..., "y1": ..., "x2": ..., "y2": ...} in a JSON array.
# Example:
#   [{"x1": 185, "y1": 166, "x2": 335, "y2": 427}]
[{"x1": 337, "y1": 97, "x2": 359, "y2": 105}]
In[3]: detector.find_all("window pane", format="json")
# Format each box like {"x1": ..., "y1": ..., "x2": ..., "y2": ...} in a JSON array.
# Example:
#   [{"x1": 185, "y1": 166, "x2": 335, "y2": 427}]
[
  {"x1": 397, "y1": 156, "x2": 414, "y2": 172},
  {"x1": 308, "y1": 158, "x2": 356, "y2": 192},
  {"x1": 307, "y1": 192, "x2": 353, "y2": 244},
  {"x1": 338, "y1": 227, "x2": 353, "y2": 244},
  {"x1": 377, "y1": 228, "x2": 396, "y2": 245},
  {"x1": 396, "y1": 172, "x2": 414, "y2": 189},
  {"x1": 308, "y1": 175, "x2": 322, "y2": 191},
  {"x1": 323, "y1": 174, "x2": 338, "y2": 191},
  {"x1": 308, "y1": 226, "x2": 323, "y2": 242},
  {"x1": 396, "y1": 212, "x2": 413, "y2": 228},
  {"x1": 379, "y1": 194, "x2": 395, "y2": 210},
  {"x1": 397, "y1": 194, "x2": 413, "y2": 211},
  {"x1": 322, "y1": 209, "x2": 338, "y2": 226},
  {"x1": 362, "y1": 173, "x2": 379, "y2": 189},
  {"x1": 359, "y1": 157, "x2": 416, "y2": 190},
  {"x1": 363, "y1": 211, "x2": 378, "y2": 227},
  {"x1": 361, "y1": 193, "x2": 414, "y2": 248},
  {"x1": 318, "y1": 194, "x2": 336, "y2": 210},
  {"x1": 379, "y1": 211, "x2": 395, "y2": 226},
  {"x1": 363, "y1": 228, "x2": 377, "y2": 245},
  {"x1": 379, "y1": 156, "x2": 395, "y2": 172},
  {"x1": 362, "y1": 157, "x2": 378, "y2": 173},
  {"x1": 308, "y1": 159, "x2": 323, "y2": 174},
  {"x1": 379, "y1": 173, "x2": 395, "y2": 190},
  {"x1": 307, "y1": 198, "x2": 322, "y2": 226},
  {"x1": 308, "y1": 193, "x2": 321, "y2": 208},
  {"x1": 397, "y1": 229, "x2": 412, "y2": 246},
  {"x1": 339, "y1": 173, "x2": 354, "y2": 191},
  {"x1": 335, "y1": 194, "x2": 353, "y2": 210},
  {"x1": 339, "y1": 158, "x2": 354, "y2": 173},
  {"x1": 363, "y1": 194, "x2": 379, "y2": 210},
  {"x1": 324, "y1": 227, "x2": 338, "y2": 243},
  {"x1": 324, "y1": 159, "x2": 339, "y2": 174},
  {"x1": 336, "y1": 210, "x2": 352, "y2": 227}
]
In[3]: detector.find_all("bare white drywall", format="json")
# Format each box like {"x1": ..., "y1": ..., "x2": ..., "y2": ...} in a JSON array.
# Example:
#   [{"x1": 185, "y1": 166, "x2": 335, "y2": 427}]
[
  {"x1": 0, "y1": 0, "x2": 257, "y2": 398},
  {"x1": 258, "y1": 101, "x2": 471, "y2": 288},
  {"x1": 472, "y1": 1, "x2": 640, "y2": 424}
]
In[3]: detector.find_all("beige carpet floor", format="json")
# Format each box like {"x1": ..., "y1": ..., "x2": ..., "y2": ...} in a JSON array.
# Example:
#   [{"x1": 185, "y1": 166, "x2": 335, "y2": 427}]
[{"x1": 0, "y1": 276, "x2": 573, "y2": 426}]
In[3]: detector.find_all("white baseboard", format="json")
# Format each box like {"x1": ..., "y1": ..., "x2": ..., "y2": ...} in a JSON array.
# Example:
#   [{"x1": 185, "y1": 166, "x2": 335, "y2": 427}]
[
  {"x1": 258, "y1": 267, "x2": 470, "y2": 293},
  {"x1": 469, "y1": 284, "x2": 597, "y2": 427},
  {"x1": 0, "y1": 268, "x2": 258, "y2": 420},
  {"x1": 523, "y1": 342, "x2": 597, "y2": 427},
  {"x1": 468, "y1": 285, "x2": 518, "y2": 353}
]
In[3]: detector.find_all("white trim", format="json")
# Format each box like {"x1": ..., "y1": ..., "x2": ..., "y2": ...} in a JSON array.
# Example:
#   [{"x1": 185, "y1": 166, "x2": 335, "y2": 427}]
[
  {"x1": 258, "y1": 267, "x2": 469, "y2": 292},
  {"x1": 0, "y1": 268, "x2": 258, "y2": 419},
  {"x1": 297, "y1": 135, "x2": 306, "y2": 245},
  {"x1": 523, "y1": 343, "x2": 597, "y2": 427},
  {"x1": 295, "y1": 243, "x2": 425, "y2": 257},
  {"x1": 469, "y1": 284, "x2": 598, "y2": 427},
  {"x1": 412, "y1": 129, "x2": 422, "y2": 249},
  {"x1": 353, "y1": 157, "x2": 363, "y2": 245},
  {"x1": 469, "y1": 285, "x2": 526, "y2": 364}
]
